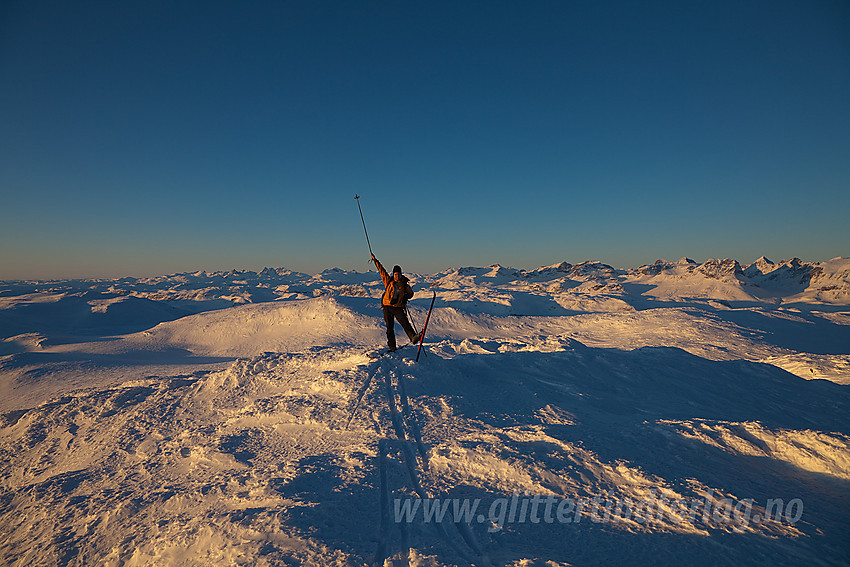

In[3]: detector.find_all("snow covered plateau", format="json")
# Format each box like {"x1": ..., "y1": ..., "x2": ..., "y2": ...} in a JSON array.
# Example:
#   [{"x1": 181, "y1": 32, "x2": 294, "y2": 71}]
[{"x1": 1, "y1": 256, "x2": 848, "y2": 566}]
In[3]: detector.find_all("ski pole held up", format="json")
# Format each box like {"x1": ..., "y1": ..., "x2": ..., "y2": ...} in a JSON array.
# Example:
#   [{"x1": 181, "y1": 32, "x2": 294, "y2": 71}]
[{"x1": 354, "y1": 194, "x2": 374, "y2": 260}]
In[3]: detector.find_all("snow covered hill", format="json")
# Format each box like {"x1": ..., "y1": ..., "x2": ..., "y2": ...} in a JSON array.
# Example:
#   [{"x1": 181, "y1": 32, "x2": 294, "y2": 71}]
[{"x1": 1, "y1": 257, "x2": 848, "y2": 566}]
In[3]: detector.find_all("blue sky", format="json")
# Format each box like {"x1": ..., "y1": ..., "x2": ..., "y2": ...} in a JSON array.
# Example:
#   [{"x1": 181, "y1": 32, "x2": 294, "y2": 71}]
[{"x1": 1, "y1": 0, "x2": 848, "y2": 279}]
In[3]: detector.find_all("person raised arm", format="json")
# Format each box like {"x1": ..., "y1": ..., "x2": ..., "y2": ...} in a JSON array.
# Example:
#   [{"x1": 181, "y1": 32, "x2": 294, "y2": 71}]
[{"x1": 371, "y1": 254, "x2": 391, "y2": 287}]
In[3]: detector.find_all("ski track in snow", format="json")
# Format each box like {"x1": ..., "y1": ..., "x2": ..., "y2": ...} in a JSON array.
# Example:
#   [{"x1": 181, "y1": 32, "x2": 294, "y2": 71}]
[{"x1": 1, "y1": 258, "x2": 849, "y2": 566}]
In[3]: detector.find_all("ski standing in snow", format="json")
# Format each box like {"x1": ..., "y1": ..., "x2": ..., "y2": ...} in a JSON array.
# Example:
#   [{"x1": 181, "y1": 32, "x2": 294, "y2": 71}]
[{"x1": 415, "y1": 290, "x2": 436, "y2": 362}]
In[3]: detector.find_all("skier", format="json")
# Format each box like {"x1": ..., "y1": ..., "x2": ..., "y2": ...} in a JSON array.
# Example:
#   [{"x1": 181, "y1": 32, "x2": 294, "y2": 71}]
[{"x1": 371, "y1": 254, "x2": 420, "y2": 352}]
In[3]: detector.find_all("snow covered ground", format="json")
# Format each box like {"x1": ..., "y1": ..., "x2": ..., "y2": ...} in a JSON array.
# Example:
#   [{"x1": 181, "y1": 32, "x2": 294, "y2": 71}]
[{"x1": 1, "y1": 257, "x2": 848, "y2": 566}]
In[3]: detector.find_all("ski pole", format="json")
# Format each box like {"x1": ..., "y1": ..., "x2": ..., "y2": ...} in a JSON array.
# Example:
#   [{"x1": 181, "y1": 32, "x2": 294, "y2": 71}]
[
  {"x1": 406, "y1": 305, "x2": 423, "y2": 356},
  {"x1": 405, "y1": 304, "x2": 417, "y2": 334},
  {"x1": 354, "y1": 194, "x2": 374, "y2": 260},
  {"x1": 405, "y1": 303, "x2": 425, "y2": 355}
]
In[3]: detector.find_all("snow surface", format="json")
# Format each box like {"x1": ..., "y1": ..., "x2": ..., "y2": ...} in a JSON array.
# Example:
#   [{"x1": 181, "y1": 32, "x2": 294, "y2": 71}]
[{"x1": 1, "y1": 257, "x2": 848, "y2": 565}]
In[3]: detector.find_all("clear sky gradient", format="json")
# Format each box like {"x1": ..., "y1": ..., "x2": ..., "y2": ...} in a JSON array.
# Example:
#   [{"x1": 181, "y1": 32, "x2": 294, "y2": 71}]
[{"x1": 2, "y1": 0, "x2": 848, "y2": 279}]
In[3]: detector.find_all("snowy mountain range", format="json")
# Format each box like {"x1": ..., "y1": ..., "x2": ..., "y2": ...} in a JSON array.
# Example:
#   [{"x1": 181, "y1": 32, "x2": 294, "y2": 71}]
[
  {"x1": 3, "y1": 257, "x2": 848, "y2": 325},
  {"x1": 1, "y1": 257, "x2": 848, "y2": 566}
]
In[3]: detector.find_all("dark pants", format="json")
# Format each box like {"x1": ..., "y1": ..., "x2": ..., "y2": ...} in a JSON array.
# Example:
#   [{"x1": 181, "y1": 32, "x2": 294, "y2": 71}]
[{"x1": 383, "y1": 305, "x2": 416, "y2": 350}]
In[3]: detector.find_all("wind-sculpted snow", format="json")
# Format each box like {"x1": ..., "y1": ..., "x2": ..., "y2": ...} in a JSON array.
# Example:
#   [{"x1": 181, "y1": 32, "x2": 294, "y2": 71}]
[
  {"x1": 1, "y1": 345, "x2": 847, "y2": 565},
  {"x1": 0, "y1": 258, "x2": 849, "y2": 565}
]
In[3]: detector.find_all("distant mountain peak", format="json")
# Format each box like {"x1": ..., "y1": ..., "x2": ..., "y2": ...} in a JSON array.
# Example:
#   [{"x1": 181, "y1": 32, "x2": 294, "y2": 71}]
[
  {"x1": 743, "y1": 256, "x2": 777, "y2": 277},
  {"x1": 696, "y1": 259, "x2": 743, "y2": 280}
]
